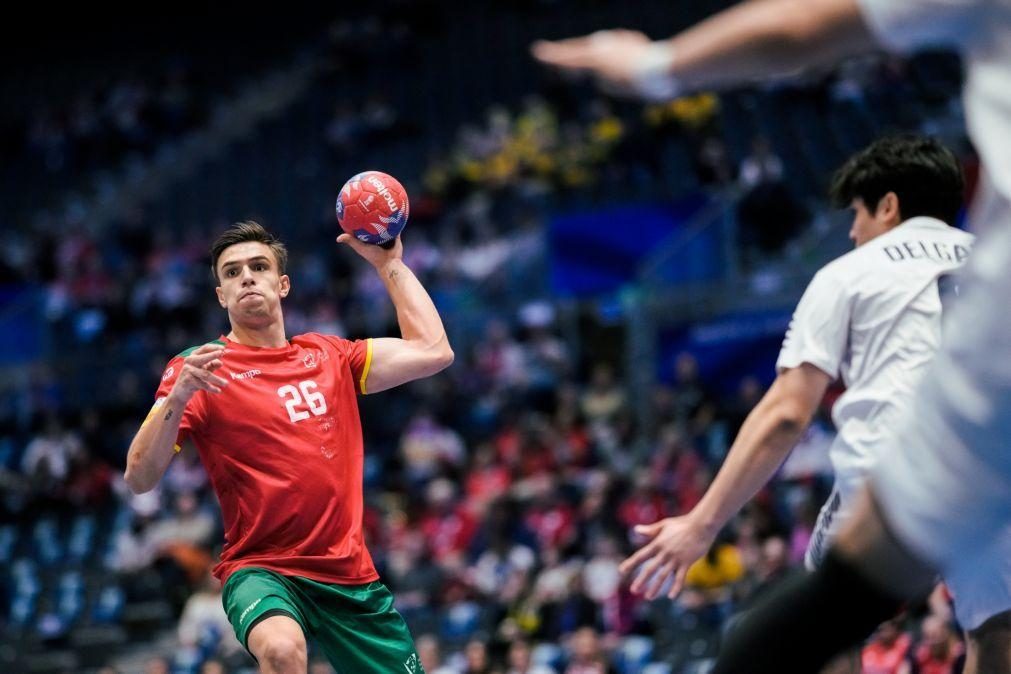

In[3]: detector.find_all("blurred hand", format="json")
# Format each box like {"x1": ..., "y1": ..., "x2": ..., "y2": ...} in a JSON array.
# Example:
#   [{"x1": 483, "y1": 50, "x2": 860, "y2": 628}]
[
  {"x1": 168, "y1": 343, "x2": 229, "y2": 404},
  {"x1": 531, "y1": 30, "x2": 659, "y2": 95},
  {"x1": 618, "y1": 514, "x2": 716, "y2": 600},
  {"x1": 337, "y1": 233, "x2": 403, "y2": 271}
]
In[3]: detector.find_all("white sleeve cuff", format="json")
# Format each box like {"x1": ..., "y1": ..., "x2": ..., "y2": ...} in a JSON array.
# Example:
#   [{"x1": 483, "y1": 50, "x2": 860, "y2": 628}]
[{"x1": 632, "y1": 41, "x2": 681, "y2": 101}]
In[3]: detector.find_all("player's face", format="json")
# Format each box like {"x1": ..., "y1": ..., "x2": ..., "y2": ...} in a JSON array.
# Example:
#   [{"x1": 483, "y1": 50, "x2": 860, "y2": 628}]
[
  {"x1": 214, "y1": 241, "x2": 290, "y2": 326},
  {"x1": 848, "y1": 197, "x2": 892, "y2": 247}
]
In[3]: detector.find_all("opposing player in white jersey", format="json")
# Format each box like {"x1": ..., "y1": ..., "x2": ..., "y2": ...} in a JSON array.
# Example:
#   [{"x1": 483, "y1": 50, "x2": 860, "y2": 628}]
[
  {"x1": 533, "y1": 0, "x2": 1011, "y2": 671},
  {"x1": 618, "y1": 133, "x2": 985, "y2": 640},
  {"x1": 780, "y1": 136, "x2": 974, "y2": 574}
]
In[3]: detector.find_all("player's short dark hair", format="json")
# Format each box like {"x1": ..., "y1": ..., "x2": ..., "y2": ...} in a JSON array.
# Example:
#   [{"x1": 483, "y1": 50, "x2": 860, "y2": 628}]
[
  {"x1": 829, "y1": 135, "x2": 964, "y2": 225},
  {"x1": 209, "y1": 221, "x2": 288, "y2": 282}
]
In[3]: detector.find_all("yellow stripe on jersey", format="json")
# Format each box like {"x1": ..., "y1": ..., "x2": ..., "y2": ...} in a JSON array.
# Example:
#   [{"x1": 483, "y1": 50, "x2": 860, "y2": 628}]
[
  {"x1": 360, "y1": 338, "x2": 374, "y2": 394},
  {"x1": 141, "y1": 397, "x2": 166, "y2": 428}
]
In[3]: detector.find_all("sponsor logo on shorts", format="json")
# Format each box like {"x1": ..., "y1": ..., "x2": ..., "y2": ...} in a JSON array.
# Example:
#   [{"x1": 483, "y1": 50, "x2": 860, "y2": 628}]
[
  {"x1": 808, "y1": 490, "x2": 842, "y2": 568},
  {"x1": 239, "y1": 597, "x2": 263, "y2": 624}
]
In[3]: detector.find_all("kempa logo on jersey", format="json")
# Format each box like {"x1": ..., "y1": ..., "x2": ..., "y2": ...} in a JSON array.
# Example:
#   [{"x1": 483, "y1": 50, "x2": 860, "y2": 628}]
[
  {"x1": 238, "y1": 597, "x2": 262, "y2": 624},
  {"x1": 230, "y1": 369, "x2": 262, "y2": 381}
]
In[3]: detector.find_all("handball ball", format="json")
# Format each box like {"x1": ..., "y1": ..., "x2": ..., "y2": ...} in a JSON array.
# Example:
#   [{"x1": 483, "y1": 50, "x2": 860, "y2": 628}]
[{"x1": 335, "y1": 171, "x2": 409, "y2": 249}]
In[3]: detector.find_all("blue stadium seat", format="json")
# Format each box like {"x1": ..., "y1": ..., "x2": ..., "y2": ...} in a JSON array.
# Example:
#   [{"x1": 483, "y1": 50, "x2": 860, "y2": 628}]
[
  {"x1": 439, "y1": 600, "x2": 481, "y2": 645},
  {"x1": 32, "y1": 517, "x2": 64, "y2": 566},
  {"x1": 614, "y1": 635, "x2": 654, "y2": 674},
  {"x1": 683, "y1": 659, "x2": 717, "y2": 674},
  {"x1": 9, "y1": 594, "x2": 36, "y2": 629},
  {"x1": 101, "y1": 506, "x2": 133, "y2": 568},
  {"x1": 641, "y1": 663, "x2": 673, "y2": 674},
  {"x1": 0, "y1": 524, "x2": 17, "y2": 564},
  {"x1": 11, "y1": 558, "x2": 40, "y2": 598},
  {"x1": 171, "y1": 645, "x2": 204, "y2": 674},
  {"x1": 36, "y1": 610, "x2": 70, "y2": 639},
  {"x1": 0, "y1": 437, "x2": 16, "y2": 470},
  {"x1": 56, "y1": 570, "x2": 85, "y2": 623},
  {"x1": 91, "y1": 584, "x2": 126, "y2": 624},
  {"x1": 531, "y1": 642, "x2": 565, "y2": 670},
  {"x1": 67, "y1": 514, "x2": 96, "y2": 562},
  {"x1": 198, "y1": 622, "x2": 223, "y2": 657}
]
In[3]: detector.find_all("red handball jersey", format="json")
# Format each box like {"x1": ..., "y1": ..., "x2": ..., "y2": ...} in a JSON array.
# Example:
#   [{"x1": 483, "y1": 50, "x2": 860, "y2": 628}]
[{"x1": 154, "y1": 333, "x2": 378, "y2": 585}]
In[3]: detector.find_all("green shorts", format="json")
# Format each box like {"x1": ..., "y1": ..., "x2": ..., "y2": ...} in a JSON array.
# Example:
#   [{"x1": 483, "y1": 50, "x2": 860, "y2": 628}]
[{"x1": 222, "y1": 567, "x2": 424, "y2": 673}]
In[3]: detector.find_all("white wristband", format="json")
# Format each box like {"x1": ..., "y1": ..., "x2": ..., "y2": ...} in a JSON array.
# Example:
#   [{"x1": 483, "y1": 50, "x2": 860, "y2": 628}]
[{"x1": 632, "y1": 41, "x2": 681, "y2": 101}]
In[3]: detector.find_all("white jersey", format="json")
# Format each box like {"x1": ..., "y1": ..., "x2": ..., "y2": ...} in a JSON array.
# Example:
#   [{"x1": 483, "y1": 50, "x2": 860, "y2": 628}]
[
  {"x1": 776, "y1": 217, "x2": 975, "y2": 494},
  {"x1": 854, "y1": 0, "x2": 1011, "y2": 631}
]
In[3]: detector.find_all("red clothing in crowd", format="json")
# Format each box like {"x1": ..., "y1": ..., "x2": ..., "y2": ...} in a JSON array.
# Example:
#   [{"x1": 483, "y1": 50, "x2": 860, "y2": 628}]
[
  {"x1": 862, "y1": 632, "x2": 912, "y2": 674},
  {"x1": 913, "y1": 640, "x2": 964, "y2": 674}
]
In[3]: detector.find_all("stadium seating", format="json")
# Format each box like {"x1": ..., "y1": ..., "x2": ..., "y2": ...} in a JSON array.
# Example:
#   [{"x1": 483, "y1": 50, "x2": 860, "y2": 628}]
[{"x1": 0, "y1": 3, "x2": 972, "y2": 672}]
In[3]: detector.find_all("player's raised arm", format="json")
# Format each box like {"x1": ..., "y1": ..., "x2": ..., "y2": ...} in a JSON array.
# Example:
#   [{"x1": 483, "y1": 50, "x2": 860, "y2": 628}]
[
  {"x1": 531, "y1": 0, "x2": 874, "y2": 99},
  {"x1": 619, "y1": 363, "x2": 831, "y2": 599},
  {"x1": 337, "y1": 234, "x2": 454, "y2": 393},
  {"x1": 124, "y1": 343, "x2": 228, "y2": 494}
]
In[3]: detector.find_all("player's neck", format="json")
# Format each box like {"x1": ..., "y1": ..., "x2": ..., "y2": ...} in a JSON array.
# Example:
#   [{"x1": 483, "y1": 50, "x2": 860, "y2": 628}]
[{"x1": 226, "y1": 320, "x2": 288, "y2": 348}]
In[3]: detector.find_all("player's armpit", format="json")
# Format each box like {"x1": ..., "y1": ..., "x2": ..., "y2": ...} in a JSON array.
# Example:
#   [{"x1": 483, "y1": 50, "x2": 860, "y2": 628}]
[{"x1": 361, "y1": 336, "x2": 454, "y2": 394}]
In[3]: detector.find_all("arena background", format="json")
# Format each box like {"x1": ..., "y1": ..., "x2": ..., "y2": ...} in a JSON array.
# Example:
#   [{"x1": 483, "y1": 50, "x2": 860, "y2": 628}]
[{"x1": 0, "y1": 2, "x2": 975, "y2": 672}]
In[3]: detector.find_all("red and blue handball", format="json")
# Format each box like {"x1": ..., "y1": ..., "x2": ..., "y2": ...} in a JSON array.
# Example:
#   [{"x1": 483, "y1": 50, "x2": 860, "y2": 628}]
[{"x1": 335, "y1": 171, "x2": 410, "y2": 249}]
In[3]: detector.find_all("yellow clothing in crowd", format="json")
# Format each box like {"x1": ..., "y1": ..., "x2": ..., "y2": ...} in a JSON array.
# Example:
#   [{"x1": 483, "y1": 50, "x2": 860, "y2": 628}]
[{"x1": 685, "y1": 543, "x2": 744, "y2": 590}]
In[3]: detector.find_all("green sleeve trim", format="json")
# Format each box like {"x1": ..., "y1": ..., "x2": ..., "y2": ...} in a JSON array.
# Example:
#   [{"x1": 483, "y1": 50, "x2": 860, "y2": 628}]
[{"x1": 175, "y1": 339, "x2": 226, "y2": 359}]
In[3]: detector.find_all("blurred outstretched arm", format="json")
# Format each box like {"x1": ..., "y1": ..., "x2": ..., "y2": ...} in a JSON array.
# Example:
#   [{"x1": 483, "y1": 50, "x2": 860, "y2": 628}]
[{"x1": 532, "y1": 0, "x2": 876, "y2": 97}]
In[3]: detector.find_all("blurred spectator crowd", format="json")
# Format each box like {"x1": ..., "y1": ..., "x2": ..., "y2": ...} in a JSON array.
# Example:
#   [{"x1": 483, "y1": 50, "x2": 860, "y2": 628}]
[
  {"x1": 0, "y1": 235, "x2": 966, "y2": 671},
  {"x1": 0, "y1": 5, "x2": 974, "y2": 672},
  {"x1": 20, "y1": 64, "x2": 206, "y2": 178}
]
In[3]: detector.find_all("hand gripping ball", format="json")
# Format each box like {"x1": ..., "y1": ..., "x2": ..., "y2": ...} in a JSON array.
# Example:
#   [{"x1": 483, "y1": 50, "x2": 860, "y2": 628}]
[{"x1": 335, "y1": 171, "x2": 409, "y2": 249}]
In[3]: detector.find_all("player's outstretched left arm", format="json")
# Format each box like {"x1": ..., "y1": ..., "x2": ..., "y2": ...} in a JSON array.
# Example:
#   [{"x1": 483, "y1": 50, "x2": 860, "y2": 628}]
[
  {"x1": 337, "y1": 234, "x2": 454, "y2": 393},
  {"x1": 618, "y1": 363, "x2": 831, "y2": 599}
]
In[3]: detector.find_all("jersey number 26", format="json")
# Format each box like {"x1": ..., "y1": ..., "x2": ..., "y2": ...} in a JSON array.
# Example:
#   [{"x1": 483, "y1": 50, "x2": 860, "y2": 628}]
[{"x1": 277, "y1": 380, "x2": 327, "y2": 423}]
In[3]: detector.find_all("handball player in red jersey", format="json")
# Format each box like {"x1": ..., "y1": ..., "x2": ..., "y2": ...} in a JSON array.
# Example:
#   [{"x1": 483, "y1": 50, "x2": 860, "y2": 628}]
[{"x1": 124, "y1": 221, "x2": 453, "y2": 673}]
